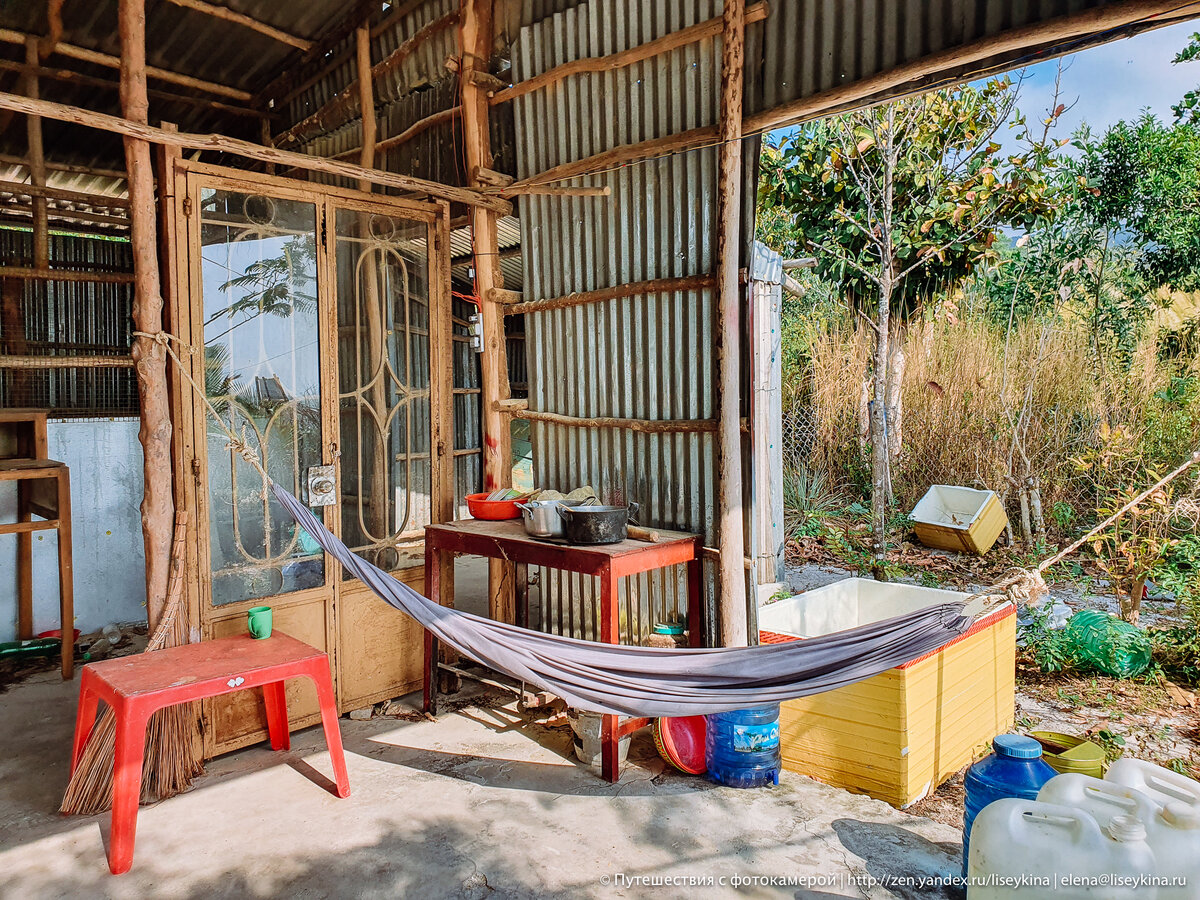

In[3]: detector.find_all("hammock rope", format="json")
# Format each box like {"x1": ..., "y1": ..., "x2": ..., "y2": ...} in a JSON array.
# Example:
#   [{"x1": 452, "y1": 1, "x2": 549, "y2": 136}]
[{"x1": 140, "y1": 328, "x2": 1199, "y2": 717}]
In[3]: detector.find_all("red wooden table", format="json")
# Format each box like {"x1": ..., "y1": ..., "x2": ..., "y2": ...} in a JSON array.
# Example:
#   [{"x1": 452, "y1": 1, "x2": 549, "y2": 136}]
[
  {"x1": 422, "y1": 519, "x2": 703, "y2": 782},
  {"x1": 71, "y1": 632, "x2": 350, "y2": 875}
]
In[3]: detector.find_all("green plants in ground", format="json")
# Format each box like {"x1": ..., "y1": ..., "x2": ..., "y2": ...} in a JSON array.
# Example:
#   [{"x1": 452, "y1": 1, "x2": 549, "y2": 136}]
[
  {"x1": 783, "y1": 467, "x2": 843, "y2": 538},
  {"x1": 1093, "y1": 728, "x2": 1128, "y2": 761},
  {"x1": 1149, "y1": 626, "x2": 1200, "y2": 684},
  {"x1": 1154, "y1": 532, "x2": 1200, "y2": 616}
]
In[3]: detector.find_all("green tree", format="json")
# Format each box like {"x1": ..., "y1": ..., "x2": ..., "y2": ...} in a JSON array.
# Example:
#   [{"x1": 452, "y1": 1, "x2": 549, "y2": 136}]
[
  {"x1": 1172, "y1": 31, "x2": 1200, "y2": 126},
  {"x1": 757, "y1": 77, "x2": 1061, "y2": 571}
]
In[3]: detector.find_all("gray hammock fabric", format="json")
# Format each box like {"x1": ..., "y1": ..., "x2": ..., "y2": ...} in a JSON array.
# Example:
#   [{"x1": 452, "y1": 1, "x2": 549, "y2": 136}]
[{"x1": 275, "y1": 486, "x2": 975, "y2": 718}]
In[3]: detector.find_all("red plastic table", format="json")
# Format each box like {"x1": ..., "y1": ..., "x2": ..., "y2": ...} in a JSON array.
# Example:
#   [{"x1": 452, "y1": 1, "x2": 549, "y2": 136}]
[
  {"x1": 71, "y1": 632, "x2": 350, "y2": 875},
  {"x1": 422, "y1": 519, "x2": 703, "y2": 782}
]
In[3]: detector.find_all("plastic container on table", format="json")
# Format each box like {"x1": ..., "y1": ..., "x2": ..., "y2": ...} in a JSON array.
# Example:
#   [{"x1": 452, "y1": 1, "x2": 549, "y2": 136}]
[
  {"x1": 1040, "y1": 771, "x2": 1200, "y2": 899},
  {"x1": 967, "y1": 798, "x2": 1157, "y2": 899},
  {"x1": 705, "y1": 704, "x2": 781, "y2": 788},
  {"x1": 465, "y1": 492, "x2": 524, "y2": 521},
  {"x1": 962, "y1": 734, "x2": 1058, "y2": 876}
]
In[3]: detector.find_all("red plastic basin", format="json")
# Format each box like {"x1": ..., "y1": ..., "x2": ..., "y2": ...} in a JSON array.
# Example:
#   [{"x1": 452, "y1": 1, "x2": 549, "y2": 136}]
[
  {"x1": 653, "y1": 715, "x2": 707, "y2": 775},
  {"x1": 465, "y1": 492, "x2": 523, "y2": 520}
]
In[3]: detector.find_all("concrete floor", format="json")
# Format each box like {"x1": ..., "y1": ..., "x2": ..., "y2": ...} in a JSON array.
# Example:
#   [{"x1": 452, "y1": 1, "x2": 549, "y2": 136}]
[{"x1": 0, "y1": 670, "x2": 965, "y2": 900}]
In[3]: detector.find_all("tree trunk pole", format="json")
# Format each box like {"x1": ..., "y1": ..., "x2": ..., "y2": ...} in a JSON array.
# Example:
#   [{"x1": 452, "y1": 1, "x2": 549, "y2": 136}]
[
  {"x1": 460, "y1": 0, "x2": 516, "y2": 624},
  {"x1": 119, "y1": 0, "x2": 174, "y2": 629},
  {"x1": 23, "y1": 39, "x2": 47, "y2": 269},
  {"x1": 716, "y1": 0, "x2": 748, "y2": 646}
]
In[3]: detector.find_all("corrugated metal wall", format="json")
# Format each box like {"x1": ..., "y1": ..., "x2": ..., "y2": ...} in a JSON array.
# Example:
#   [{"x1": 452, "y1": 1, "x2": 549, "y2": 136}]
[{"x1": 512, "y1": 0, "x2": 724, "y2": 644}]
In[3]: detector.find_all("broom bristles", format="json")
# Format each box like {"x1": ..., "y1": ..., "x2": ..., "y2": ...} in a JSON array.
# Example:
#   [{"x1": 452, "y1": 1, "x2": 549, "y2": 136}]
[{"x1": 61, "y1": 513, "x2": 204, "y2": 816}]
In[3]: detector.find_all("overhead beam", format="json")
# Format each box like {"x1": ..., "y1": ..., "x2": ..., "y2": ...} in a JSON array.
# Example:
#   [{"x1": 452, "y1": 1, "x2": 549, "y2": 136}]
[
  {"x1": 0, "y1": 26, "x2": 251, "y2": 101},
  {"x1": 0, "y1": 178, "x2": 131, "y2": 209},
  {"x1": 259, "y1": 0, "x2": 380, "y2": 108},
  {"x1": 0, "y1": 203, "x2": 130, "y2": 227},
  {"x1": 0, "y1": 152, "x2": 129, "y2": 181},
  {"x1": 503, "y1": 274, "x2": 716, "y2": 317},
  {"x1": 0, "y1": 91, "x2": 513, "y2": 214},
  {"x1": 489, "y1": 1, "x2": 769, "y2": 106},
  {"x1": 0, "y1": 265, "x2": 134, "y2": 284},
  {"x1": 23, "y1": 39, "x2": 48, "y2": 269},
  {"x1": 162, "y1": 0, "x2": 313, "y2": 51},
  {"x1": 501, "y1": 406, "x2": 718, "y2": 435},
  {"x1": 744, "y1": 0, "x2": 1200, "y2": 134}
]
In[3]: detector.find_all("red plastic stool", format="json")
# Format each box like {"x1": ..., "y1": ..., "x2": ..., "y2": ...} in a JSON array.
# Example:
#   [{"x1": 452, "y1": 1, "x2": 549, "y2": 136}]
[{"x1": 71, "y1": 632, "x2": 350, "y2": 874}]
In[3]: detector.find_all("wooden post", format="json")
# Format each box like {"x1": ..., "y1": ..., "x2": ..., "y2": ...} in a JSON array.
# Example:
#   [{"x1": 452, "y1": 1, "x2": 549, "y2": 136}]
[
  {"x1": 21, "y1": 39, "x2": 47, "y2": 269},
  {"x1": 715, "y1": 0, "x2": 747, "y2": 647},
  {"x1": 354, "y1": 25, "x2": 376, "y2": 185},
  {"x1": 459, "y1": 0, "x2": 515, "y2": 624},
  {"x1": 119, "y1": 0, "x2": 174, "y2": 629}
]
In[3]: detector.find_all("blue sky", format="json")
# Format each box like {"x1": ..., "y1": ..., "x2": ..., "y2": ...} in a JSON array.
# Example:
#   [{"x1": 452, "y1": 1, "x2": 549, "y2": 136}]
[{"x1": 1011, "y1": 20, "x2": 1199, "y2": 140}]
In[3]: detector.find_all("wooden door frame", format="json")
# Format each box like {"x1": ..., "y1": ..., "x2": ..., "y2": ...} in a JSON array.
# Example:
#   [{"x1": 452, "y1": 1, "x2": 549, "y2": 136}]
[{"x1": 166, "y1": 159, "x2": 451, "y2": 755}]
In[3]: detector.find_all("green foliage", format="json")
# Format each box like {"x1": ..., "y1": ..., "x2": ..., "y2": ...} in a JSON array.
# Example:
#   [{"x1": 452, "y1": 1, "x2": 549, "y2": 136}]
[
  {"x1": 1077, "y1": 114, "x2": 1200, "y2": 292},
  {"x1": 1173, "y1": 31, "x2": 1200, "y2": 126},
  {"x1": 1154, "y1": 533, "x2": 1200, "y2": 618},
  {"x1": 783, "y1": 467, "x2": 841, "y2": 538},
  {"x1": 757, "y1": 77, "x2": 1062, "y2": 319},
  {"x1": 1150, "y1": 626, "x2": 1200, "y2": 685}
]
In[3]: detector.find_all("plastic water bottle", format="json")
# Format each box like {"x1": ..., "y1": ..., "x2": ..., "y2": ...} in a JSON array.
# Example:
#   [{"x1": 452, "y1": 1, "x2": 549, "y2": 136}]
[
  {"x1": 968, "y1": 799, "x2": 1157, "y2": 899},
  {"x1": 962, "y1": 734, "x2": 1058, "y2": 875},
  {"x1": 705, "y1": 704, "x2": 781, "y2": 788},
  {"x1": 1040, "y1": 772, "x2": 1200, "y2": 899}
]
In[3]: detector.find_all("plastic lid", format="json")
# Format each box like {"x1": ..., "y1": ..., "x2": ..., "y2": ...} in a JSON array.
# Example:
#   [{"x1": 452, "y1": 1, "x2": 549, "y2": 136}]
[
  {"x1": 1161, "y1": 802, "x2": 1200, "y2": 830},
  {"x1": 992, "y1": 734, "x2": 1044, "y2": 759},
  {"x1": 1106, "y1": 815, "x2": 1147, "y2": 842}
]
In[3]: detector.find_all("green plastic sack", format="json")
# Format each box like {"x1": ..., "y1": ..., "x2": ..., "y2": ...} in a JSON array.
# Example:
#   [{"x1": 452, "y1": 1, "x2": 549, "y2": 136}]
[{"x1": 1062, "y1": 609, "x2": 1153, "y2": 678}]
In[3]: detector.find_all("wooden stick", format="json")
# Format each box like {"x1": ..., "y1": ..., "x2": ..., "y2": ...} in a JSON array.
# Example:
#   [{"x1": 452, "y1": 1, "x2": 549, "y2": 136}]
[
  {"x1": 262, "y1": 0, "x2": 380, "y2": 108},
  {"x1": 0, "y1": 353, "x2": 134, "y2": 368},
  {"x1": 0, "y1": 265, "x2": 133, "y2": 283},
  {"x1": 504, "y1": 274, "x2": 716, "y2": 316},
  {"x1": 0, "y1": 179, "x2": 130, "y2": 209},
  {"x1": 489, "y1": 1, "x2": 769, "y2": 106},
  {"x1": 374, "y1": 105, "x2": 461, "y2": 155},
  {"x1": 162, "y1": 0, "x2": 313, "y2": 50},
  {"x1": 0, "y1": 152, "x2": 128, "y2": 180},
  {"x1": 0, "y1": 58, "x2": 270, "y2": 120},
  {"x1": 503, "y1": 405, "x2": 718, "y2": 435},
  {"x1": 120, "y1": 0, "x2": 175, "y2": 632},
  {"x1": 744, "y1": 0, "x2": 1200, "y2": 135},
  {"x1": 509, "y1": 125, "x2": 717, "y2": 189},
  {"x1": 23, "y1": 39, "x2": 47, "y2": 270},
  {"x1": 0, "y1": 91, "x2": 513, "y2": 214},
  {"x1": 715, "y1": 0, "x2": 747, "y2": 647},
  {"x1": 626, "y1": 525, "x2": 662, "y2": 544},
  {"x1": 0, "y1": 205, "x2": 131, "y2": 228},
  {"x1": 493, "y1": 184, "x2": 611, "y2": 198},
  {"x1": 354, "y1": 23, "x2": 376, "y2": 191},
  {"x1": 274, "y1": 9, "x2": 462, "y2": 148},
  {"x1": 485, "y1": 287, "x2": 521, "y2": 305},
  {"x1": 0, "y1": 27, "x2": 251, "y2": 101}
]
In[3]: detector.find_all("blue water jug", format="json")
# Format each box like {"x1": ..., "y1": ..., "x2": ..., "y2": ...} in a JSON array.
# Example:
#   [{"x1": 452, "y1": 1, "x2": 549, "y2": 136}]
[
  {"x1": 705, "y1": 705, "x2": 781, "y2": 788},
  {"x1": 962, "y1": 734, "x2": 1058, "y2": 875}
]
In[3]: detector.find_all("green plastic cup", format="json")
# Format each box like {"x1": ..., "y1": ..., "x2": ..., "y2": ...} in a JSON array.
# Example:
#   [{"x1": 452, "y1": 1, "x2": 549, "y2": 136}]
[{"x1": 247, "y1": 605, "x2": 273, "y2": 640}]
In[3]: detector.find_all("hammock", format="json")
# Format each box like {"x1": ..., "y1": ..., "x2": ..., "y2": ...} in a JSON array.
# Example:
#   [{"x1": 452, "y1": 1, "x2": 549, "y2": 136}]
[{"x1": 273, "y1": 486, "x2": 983, "y2": 718}]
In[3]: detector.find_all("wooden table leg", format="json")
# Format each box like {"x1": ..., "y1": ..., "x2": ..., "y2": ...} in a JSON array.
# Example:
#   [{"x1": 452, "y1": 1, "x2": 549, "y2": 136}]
[
  {"x1": 108, "y1": 702, "x2": 150, "y2": 875},
  {"x1": 423, "y1": 541, "x2": 439, "y2": 715},
  {"x1": 687, "y1": 547, "x2": 703, "y2": 649},
  {"x1": 599, "y1": 561, "x2": 620, "y2": 783},
  {"x1": 57, "y1": 468, "x2": 74, "y2": 679},
  {"x1": 16, "y1": 478, "x2": 32, "y2": 640}
]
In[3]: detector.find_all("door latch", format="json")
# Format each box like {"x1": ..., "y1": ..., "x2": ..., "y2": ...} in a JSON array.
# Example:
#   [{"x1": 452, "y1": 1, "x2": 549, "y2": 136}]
[{"x1": 307, "y1": 465, "x2": 337, "y2": 507}]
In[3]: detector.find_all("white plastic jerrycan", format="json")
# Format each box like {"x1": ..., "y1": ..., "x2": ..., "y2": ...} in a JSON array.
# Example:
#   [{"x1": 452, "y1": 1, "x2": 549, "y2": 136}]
[
  {"x1": 1105, "y1": 760, "x2": 1200, "y2": 899},
  {"x1": 967, "y1": 798, "x2": 1157, "y2": 899}
]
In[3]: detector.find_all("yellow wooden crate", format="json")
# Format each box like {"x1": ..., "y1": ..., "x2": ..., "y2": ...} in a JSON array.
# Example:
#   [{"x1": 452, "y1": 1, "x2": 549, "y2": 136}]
[
  {"x1": 911, "y1": 485, "x2": 1008, "y2": 555},
  {"x1": 760, "y1": 579, "x2": 1016, "y2": 808}
]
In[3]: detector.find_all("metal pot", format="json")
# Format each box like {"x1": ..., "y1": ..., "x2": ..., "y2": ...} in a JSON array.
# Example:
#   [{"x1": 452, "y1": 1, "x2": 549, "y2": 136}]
[
  {"x1": 515, "y1": 499, "x2": 591, "y2": 538},
  {"x1": 558, "y1": 502, "x2": 640, "y2": 545}
]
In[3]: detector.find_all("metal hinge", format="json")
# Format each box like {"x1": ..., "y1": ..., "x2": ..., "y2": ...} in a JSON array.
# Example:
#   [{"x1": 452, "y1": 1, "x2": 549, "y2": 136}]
[
  {"x1": 182, "y1": 196, "x2": 193, "y2": 217},
  {"x1": 191, "y1": 457, "x2": 201, "y2": 484}
]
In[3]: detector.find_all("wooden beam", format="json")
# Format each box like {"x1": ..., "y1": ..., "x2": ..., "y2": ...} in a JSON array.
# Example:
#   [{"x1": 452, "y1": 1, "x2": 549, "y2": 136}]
[
  {"x1": 22, "y1": 39, "x2": 48, "y2": 269},
  {"x1": 0, "y1": 204, "x2": 131, "y2": 228},
  {"x1": 120, "y1": 0, "x2": 174, "y2": 628},
  {"x1": 274, "y1": 9, "x2": 462, "y2": 149},
  {"x1": 162, "y1": 0, "x2": 313, "y2": 51},
  {"x1": 0, "y1": 58, "x2": 270, "y2": 120},
  {"x1": 0, "y1": 353, "x2": 134, "y2": 368},
  {"x1": 0, "y1": 91, "x2": 513, "y2": 214},
  {"x1": 508, "y1": 125, "x2": 718, "y2": 190},
  {"x1": 491, "y1": 184, "x2": 611, "y2": 198},
  {"x1": 459, "y1": 0, "x2": 515, "y2": 627},
  {"x1": 502, "y1": 406, "x2": 718, "y2": 435},
  {"x1": 374, "y1": 105, "x2": 461, "y2": 155},
  {"x1": 355, "y1": 24, "x2": 376, "y2": 191},
  {"x1": 0, "y1": 151, "x2": 129, "y2": 180},
  {"x1": 260, "y1": 0, "x2": 379, "y2": 108},
  {"x1": 0, "y1": 27, "x2": 252, "y2": 101},
  {"x1": 489, "y1": 1, "x2": 769, "y2": 106},
  {"x1": 744, "y1": 0, "x2": 1200, "y2": 135},
  {"x1": 485, "y1": 287, "x2": 521, "y2": 305},
  {"x1": 716, "y1": 0, "x2": 748, "y2": 647},
  {"x1": 0, "y1": 265, "x2": 133, "y2": 283},
  {"x1": 369, "y1": 0, "x2": 430, "y2": 39},
  {"x1": 504, "y1": 274, "x2": 716, "y2": 316},
  {"x1": 0, "y1": 179, "x2": 130, "y2": 209}
]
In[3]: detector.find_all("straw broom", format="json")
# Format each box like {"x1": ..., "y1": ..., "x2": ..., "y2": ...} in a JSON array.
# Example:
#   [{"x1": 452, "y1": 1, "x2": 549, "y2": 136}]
[{"x1": 61, "y1": 512, "x2": 204, "y2": 815}]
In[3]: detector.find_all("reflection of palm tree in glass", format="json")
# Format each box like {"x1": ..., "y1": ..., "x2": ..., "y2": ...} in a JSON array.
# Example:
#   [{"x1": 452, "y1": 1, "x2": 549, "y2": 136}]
[{"x1": 205, "y1": 236, "x2": 317, "y2": 344}]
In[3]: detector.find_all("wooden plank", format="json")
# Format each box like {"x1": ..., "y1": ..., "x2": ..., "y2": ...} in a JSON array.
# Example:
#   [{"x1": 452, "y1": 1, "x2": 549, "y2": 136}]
[
  {"x1": 0, "y1": 91, "x2": 513, "y2": 215},
  {"x1": 120, "y1": 0, "x2": 175, "y2": 628},
  {"x1": 505, "y1": 274, "x2": 715, "y2": 316},
  {"x1": 0, "y1": 178, "x2": 130, "y2": 209},
  {"x1": 489, "y1": 1, "x2": 770, "y2": 105},
  {"x1": 162, "y1": 0, "x2": 313, "y2": 50},
  {"x1": 715, "y1": 0, "x2": 747, "y2": 647},
  {"x1": 0, "y1": 266, "x2": 133, "y2": 284},
  {"x1": 0, "y1": 353, "x2": 134, "y2": 368},
  {"x1": 0, "y1": 27, "x2": 251, "y2": 101},
  {"x1": 0, "y1": 152, "x2": 128, "y2": 180}
]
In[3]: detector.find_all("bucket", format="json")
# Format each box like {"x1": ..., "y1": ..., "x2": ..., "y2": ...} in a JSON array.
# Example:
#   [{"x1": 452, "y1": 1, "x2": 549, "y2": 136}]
[
  {"x1": 568, "y1": 709, "x2": 630, "y2": 775},
  {"x1": 705, "y1": 705, "x2": 781, "y2": 788},
  {"x1": 1029, "y1": 731, "x2": 1105, "y2": 778}
]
